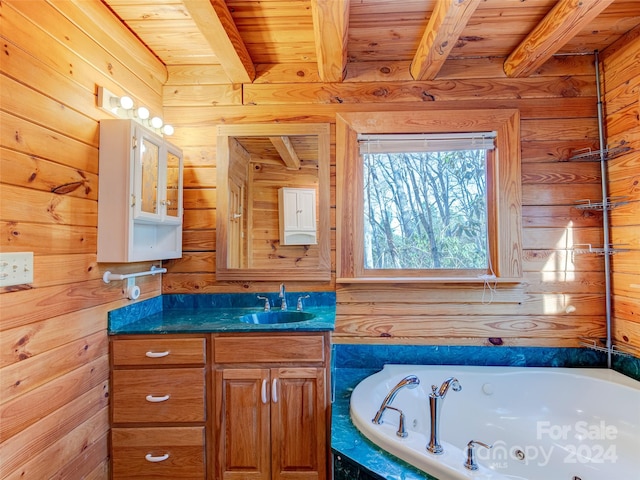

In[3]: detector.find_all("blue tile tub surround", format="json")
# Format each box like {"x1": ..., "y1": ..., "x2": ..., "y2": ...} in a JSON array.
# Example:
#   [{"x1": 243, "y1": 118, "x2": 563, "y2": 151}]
[
  {"x1": 613, "y1": 353, "x2": 640, "y2": 382},
  {"x1": 108, "y1": 292, "x2": 336, "y2": 334},
  {"x1": 334, "y1": 343, "x2": 607, "y2": 369},
  {"x1": 332, "y1": 367, "x2": 436, "y2": 480},
  {"x1": 331, "y1": 343, "x2": 609, "y2": 480}
]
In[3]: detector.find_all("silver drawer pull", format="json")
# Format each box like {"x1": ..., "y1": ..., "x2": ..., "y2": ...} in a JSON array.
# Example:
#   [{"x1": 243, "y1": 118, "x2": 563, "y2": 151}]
[
  {"x1": 145, "y1": 453, "x2": 169, "y2": 463},
  {"x1": 146, "y1": 394, "x2": 170, "y2": 403},
  {"x1": 146, "y1": 351, "x2": 170, "y2": 358}
]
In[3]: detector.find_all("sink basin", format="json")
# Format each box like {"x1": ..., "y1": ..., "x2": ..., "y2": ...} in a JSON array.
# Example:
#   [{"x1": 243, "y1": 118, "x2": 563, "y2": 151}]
[{"x1": 240, "y1": 311, "x2": 315, "y2": 324}]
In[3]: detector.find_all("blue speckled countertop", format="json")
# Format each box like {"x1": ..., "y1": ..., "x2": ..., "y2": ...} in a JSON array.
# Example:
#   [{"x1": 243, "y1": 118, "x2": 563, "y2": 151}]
[{"x1": 108, "y1": 292, "x2": 336, "y2": 334}]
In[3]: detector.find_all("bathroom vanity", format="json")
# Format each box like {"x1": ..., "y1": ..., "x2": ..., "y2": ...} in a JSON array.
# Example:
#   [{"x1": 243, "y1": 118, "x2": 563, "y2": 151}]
[{"x1": 108, "y1": 294, "x2": 335, "y2": 480}]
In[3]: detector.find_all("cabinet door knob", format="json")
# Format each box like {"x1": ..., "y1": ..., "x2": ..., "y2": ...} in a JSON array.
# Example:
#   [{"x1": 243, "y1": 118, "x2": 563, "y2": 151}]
[
  {"x1": 145, "y1": 453, "x2": 169, "y2": 463},
  {"x1": 145, "y1": 350, "x2": 170, "y2": 358},
  {"x1": 261, "y1": 379, "x2": 268, "y2": 404},
  {"x1": 271, "y1": 378, "x2": 278, "y2": 403},
  {"x1": 146, "y1": 394, "x2": 170, "y2": 403}
]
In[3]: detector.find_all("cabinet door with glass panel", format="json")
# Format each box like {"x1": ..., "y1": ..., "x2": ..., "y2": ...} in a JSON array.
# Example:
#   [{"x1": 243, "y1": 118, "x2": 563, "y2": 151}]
[{"x1": 133, "y1": 125, "x2": 183, "y2": 225}]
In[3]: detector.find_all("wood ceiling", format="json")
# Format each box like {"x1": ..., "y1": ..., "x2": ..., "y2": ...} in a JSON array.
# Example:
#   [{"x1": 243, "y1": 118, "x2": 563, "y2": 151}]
[
  {"x1": 233, "y1": 135, "x2": 319, "y2": 168},
  {"x1": 103, "y1": 0, "x2": 640, "y2": 83}
]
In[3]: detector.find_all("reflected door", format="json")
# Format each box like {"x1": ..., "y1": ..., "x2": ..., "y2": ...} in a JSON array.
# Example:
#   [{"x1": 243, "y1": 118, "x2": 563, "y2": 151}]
[{"x1": 228, "y1": 181, "x2": 244, "y2": 268}]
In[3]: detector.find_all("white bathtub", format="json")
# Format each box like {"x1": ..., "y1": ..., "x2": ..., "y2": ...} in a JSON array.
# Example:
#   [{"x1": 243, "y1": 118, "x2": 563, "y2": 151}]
[{"x1": 350, "y1": 365, "x2": 639, "y2": 480}]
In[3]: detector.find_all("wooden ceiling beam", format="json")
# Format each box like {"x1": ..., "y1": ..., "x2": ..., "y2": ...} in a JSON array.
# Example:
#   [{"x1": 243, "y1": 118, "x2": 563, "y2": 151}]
[
  {"x1": 183, "y1": 0, "x2": 255, "y2": 84},
  {"x1": 504, "y1": 0, "x2": 615, "y2": 78},
  {"x1": 269, "y1": 136, "x2": 301, "y2": 170},
  {"x1": 410, "y1": 0, "x2": 482, "y2": 81},
  {"x1": 310, "y1": 0, "x2": 350, "y2": 82}
]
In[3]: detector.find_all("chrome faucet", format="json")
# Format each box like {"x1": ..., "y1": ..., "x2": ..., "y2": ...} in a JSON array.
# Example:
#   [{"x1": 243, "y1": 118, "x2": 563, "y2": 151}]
[
  {"x1": 372, "y1": 375, "x2": 420, "y2": 437},
  {"x1": 279, "y1": 283, "x2": 287, "y2": 310},
  {"x1": 426, "y1": 377, "x2": 462, "y2": 455},
  {"x1": 464, "y1": 440, "x2": 493, "y2": 470},
  {"x1": 296, "y1": 294, "x2": 310, "y2": 311}
]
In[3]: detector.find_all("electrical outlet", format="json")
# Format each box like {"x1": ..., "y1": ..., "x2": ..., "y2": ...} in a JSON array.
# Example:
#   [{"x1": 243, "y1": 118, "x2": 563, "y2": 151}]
[{"x1": 0, "y1": 252, "x2": 34, "y2": 287}]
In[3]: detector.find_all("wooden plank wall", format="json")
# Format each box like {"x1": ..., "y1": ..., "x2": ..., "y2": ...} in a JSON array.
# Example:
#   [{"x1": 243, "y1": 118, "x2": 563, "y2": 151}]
[
  {"x1": 602, "y1": 27, "x2": 640, "y2": 356},
  {"x1": 1, "y1": 3, "x2": 634, "y2": 479},
  {"x1": 163, "y1": 54, "x2": 613, "y2": 348},
  {"x1": 0, "y1": 1, "x2": 166, "y2": 478}
]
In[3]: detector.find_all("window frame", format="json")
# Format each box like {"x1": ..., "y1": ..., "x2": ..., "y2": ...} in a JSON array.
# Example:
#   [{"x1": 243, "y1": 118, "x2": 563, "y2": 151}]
[{"x1": 336, "y1": 109, "x2": 523, "y2": 283}]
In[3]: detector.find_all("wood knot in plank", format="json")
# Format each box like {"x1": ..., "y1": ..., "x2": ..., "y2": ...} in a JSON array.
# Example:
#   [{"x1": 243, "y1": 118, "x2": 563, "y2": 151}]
[{"x1": 52, "y1": 181, "x2": 85, "y2": 195}]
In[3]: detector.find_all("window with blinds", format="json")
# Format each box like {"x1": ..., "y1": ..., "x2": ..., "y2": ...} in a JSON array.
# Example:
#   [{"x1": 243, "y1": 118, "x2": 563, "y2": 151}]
[{"x1": 358, "y1": 132, "x2": 496, "y2": 271}]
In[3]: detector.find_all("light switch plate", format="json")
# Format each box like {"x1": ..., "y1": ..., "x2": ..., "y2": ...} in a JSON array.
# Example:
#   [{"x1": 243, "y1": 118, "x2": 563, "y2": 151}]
[{"x1": 0, "y1": 252, "x2": 34, "y2": 287}]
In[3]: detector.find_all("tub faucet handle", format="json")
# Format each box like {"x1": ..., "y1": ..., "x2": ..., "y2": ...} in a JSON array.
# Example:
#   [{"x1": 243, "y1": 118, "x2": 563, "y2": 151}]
[{"x1": 464, "y1": 440, "x2": 493, "y2": 471}]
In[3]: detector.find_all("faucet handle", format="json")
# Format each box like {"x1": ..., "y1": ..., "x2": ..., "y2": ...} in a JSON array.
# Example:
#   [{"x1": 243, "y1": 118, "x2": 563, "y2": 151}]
[
  {"x1": 464, "y1": 440, "x2": 493, "y2": 471},
  {"x1": 296, "y1": 295, "x2": 310, "y2": 311},
  {"x1": 257, "y1": 295, "x2": 270, "y2": 311}
]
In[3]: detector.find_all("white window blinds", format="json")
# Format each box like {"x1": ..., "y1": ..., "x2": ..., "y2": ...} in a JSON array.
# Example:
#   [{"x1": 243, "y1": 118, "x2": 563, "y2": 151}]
[{"x1": 358, "y1": 132, "x2": 497, "y2": 155}]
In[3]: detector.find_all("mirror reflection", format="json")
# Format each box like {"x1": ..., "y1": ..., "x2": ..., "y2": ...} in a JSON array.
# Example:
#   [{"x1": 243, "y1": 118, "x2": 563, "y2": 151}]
[{"x1": 216, "y1": 124, "x2": 331, "y2": 281}]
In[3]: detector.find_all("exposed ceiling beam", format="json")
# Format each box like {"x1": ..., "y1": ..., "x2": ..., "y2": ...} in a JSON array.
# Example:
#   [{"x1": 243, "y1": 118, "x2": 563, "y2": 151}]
[
  {"x1": 183, "y1": 0, "x2": 255, "y2": 84},
  {"x1": 310, "y1": 0, "x2": 350, "y2": 82},
  {"x1": 269, "y1": 136, "x2": 301, "y2": 170},
  {"x1": 504, "y1": 0, "x2": 615, "y2": 78},
  {"x1": 410, "y1": 0, "x2": 482, "y2": 81}
]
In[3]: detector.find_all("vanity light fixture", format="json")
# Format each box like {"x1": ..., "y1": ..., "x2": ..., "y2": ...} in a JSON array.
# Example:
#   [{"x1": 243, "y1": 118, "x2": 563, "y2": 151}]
[
  {"x1": 150, "y1": 116, "x2": 163, "y2": 129},
  {"x1": 110, "y1": 94, "x2": 134, "y2": 111},
  {"x1": 136, "y1": 106, "x2": 150, "y2": 120},
  {"x1": 97, "y1": 85, "x2": 173, "y2": 137}
]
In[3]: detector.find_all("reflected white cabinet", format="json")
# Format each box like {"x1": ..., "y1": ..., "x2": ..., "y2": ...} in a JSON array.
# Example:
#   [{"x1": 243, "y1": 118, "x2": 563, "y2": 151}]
[
  {"x1": 98, "y1": 119, "x2": 183, "y2": 262},
  {"x1": 278, "y1": 187, "x2": 317, "y2": 245}
]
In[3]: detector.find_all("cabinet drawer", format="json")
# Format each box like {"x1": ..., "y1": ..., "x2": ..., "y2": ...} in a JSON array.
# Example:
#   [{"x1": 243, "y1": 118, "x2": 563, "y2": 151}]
[
  {"x1": 214, "y1": 335, "x2": 325, "y2": 363},
  {"x1": 112, "y1": 427, "x2": 204, "y2": 479},
  {"x1": 112, "y1": 338, "x2": 206, "y2": 366},
  {"x1": 112, "y1": 368, "x2": 205, "y2": 423}
]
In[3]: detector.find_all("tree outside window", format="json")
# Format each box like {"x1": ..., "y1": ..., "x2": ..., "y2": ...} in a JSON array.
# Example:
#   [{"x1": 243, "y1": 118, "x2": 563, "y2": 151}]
[{"x1": 363, "y1": 148, "x2": 488, "y2": 270}]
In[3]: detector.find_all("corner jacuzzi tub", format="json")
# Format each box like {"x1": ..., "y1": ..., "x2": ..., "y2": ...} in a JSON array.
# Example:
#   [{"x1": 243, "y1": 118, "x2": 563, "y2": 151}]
[{"x1": 350, "y1": 365, "x2": 639, "y2": 480}]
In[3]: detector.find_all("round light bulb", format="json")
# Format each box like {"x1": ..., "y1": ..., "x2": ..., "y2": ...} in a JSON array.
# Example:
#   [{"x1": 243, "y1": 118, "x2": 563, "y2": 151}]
[
  {"x1": 137, "y1": 106, "x2": 150, "y2": 120},
  {"x1": 150, "y1": 116, "x2": 163, "y2": 129},
  {"x1": 119, "y1": 95, "x2": 134, "y2": 110},
  {"x1": 162, "y1": 124, "x2": 174, "y2": 136}
]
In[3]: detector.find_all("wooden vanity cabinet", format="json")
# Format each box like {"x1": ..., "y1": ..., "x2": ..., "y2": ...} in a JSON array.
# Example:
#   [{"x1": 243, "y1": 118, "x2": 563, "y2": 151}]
[
  {"x1": 109, "y1": 332, "x2": 331, "y2": 479},
  {"x1": 110, "y1": 336, "x2": 207, "y2": 479},
  {"x1": 213, "y1": 333, "x2": 330, "y2": 480}
]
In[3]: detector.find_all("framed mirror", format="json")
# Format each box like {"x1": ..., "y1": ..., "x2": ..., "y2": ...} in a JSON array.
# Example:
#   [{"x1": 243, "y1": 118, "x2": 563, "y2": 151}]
[{"x1": 216, "y1": 123, "x2": 331, "y2": 281}]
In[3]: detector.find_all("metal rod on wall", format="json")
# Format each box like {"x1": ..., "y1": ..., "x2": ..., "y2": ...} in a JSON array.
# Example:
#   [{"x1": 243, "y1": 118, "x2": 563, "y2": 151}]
[{"x1": 594, "y1": 50, "x2": 613, "y2": 369}]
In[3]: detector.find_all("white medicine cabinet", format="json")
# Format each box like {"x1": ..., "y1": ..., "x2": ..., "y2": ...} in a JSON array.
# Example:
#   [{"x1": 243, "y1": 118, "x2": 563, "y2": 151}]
[
  {"x1": 278, "y1": 187, "x2": 317, "y2": 245},
  {"x1": 98, "y1": 119, "x2": 183, "y2": 262}
]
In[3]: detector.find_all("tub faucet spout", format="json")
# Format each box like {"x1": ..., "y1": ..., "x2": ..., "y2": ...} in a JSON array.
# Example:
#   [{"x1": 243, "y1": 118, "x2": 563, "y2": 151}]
[
  {"x1": 426, "y1": 377, "x2": 461, "y2": 455},
  {"x1": 372, "y1": 375, "x2": 420, "y2": 425}
]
